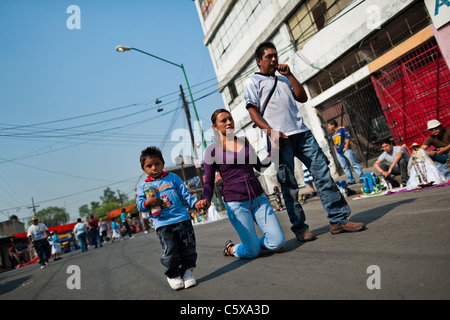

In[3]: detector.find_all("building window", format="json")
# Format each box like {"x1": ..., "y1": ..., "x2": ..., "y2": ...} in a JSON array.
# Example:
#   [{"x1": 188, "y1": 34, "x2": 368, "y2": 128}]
[
  {"x1": 305, "y1": 1, "x2": 431, "y2": 98},
  {"x1": 287, "y1": 0, "x2": 354, "y2": 50},
  {"x1": 210, "y1": 0, "x2": 262, "y2": 66},
  {"x1": 228, "y1": 81, "x2": 238, "y2": 103},
  {"x1": 199, "y1": 0, "x2": 217, "y2": 20}
]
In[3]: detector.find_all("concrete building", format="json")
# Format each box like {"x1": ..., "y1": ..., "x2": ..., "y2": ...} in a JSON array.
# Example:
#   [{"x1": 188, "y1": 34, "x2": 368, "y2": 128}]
[{"x1": 194, "y1": 0, "x2": 450, "y2": 191}]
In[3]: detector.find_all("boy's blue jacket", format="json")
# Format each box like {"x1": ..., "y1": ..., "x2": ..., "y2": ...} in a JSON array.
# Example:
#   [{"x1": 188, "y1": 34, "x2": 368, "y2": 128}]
[{"x1": 136, "y1": 172, "x2": 198, "y2": 230}]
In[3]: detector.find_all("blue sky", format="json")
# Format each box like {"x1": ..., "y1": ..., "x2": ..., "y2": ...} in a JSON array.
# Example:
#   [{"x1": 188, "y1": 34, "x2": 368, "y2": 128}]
[{"x1": 0, "y1": 1, "x2": 223, "y2": 223}]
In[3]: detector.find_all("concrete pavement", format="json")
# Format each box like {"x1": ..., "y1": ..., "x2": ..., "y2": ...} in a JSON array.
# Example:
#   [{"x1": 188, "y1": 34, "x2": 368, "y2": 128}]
[{"x1": 1, "y1": 183, "x2": 450, "y2": 302}]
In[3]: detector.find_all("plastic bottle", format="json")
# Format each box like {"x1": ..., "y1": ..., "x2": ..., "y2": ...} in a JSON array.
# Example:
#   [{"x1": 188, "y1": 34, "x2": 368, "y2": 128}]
[{"x1": 144, "y1": 185, "x2": 162, "y2": 217}]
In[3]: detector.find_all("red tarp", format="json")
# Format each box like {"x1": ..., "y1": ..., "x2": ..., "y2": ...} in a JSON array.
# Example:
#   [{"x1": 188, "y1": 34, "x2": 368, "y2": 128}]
[{"x1": 13, "y1": 222, "x2": 77, "y2": 239}]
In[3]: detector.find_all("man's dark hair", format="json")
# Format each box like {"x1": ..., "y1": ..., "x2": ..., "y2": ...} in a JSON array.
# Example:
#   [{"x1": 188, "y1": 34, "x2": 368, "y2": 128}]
[
  {"x1": 381, "y1": 139, "x2": 393, "y2": 145},
  {"x1": 327, "y1": 119, "x2": 338, "y2": 127},
  {"x1": 255, "y1": 41, "x2": 277, "y2": 62},
  {"x1": 140, "y1": 146, "x2": 165, "y2": 168}
]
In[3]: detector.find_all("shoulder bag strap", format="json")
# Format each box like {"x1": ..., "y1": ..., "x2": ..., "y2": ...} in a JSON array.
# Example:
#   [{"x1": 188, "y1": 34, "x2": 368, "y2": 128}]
[{"x1": 252, "y1": 76, "x2": 278, "y2": 128}]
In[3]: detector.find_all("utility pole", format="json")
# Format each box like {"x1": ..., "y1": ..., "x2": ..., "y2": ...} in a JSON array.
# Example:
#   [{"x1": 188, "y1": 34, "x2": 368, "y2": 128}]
[
  {"x1": 117, "y1": 190, "x2": 124, "y2": 208},
  {"x1": 180, "y1": 85, "x2": 204, "y2": 188},
  {"x1": 27, "y1": 197, "x2": 39, "y2": 215}
]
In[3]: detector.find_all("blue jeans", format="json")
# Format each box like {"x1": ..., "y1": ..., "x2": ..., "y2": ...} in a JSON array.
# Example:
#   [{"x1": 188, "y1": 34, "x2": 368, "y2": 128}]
[
  {"x1": 276, "y1": 131, "x2": 350, "y2": 235},
  {"x1": 431, "y1": 153, "x2": 449, "y2": 164},
  {"x1": 336, "y1": 149, "x2": 364, "y2": 183},
  {"x1": 76, "y1": 233, "x2": 88, "y2": 252},
  {"x1": 225, "y1": 194, "x2": 285, "y2": 259}
]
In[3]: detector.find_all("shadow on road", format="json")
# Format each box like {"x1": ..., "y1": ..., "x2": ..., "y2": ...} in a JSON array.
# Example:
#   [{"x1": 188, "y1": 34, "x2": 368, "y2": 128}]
[
  {"x1": 0, "y1": 275, "x2": 33, "y2": 296},
  {"x1": 308, "y1": 198, "x2": 417, "y2": 238},
  {"x1": 196, "y1": 259, "x2": 252, "y2": 284}
]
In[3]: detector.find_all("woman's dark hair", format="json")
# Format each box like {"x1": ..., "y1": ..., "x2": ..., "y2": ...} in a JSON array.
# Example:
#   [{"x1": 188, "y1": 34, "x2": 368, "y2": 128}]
[
  {"x1": 211, "y1": 108, "x2": 231, "y2": 125},
  {"x1": 140, "y1": 146, "x2": 165, "y2": 168}
]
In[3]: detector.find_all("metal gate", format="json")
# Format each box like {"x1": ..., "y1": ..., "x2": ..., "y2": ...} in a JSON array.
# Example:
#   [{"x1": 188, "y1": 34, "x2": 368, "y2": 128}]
[
  {"x1": 371, "y1": 40, "x2": 450, "y2": 149},
  {"x1": 316, "y1": 77, "x2": 392, "y2": 169}
]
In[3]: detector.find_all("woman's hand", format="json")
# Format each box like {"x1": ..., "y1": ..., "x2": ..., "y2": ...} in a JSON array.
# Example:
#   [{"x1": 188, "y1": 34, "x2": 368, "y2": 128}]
[{"x1": 195, "y1": 199, "x2": 210, "y2": 211}]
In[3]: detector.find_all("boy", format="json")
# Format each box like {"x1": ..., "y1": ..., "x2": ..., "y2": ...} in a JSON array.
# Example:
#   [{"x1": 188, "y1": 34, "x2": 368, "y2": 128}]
[{"x1": 136, "y1": 146, "x2": 208, "y2": 290}]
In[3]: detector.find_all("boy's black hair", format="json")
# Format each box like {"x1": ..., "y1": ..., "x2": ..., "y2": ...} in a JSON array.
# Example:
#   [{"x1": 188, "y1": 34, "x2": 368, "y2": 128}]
[
  {"x1": 140, "y1": 146, "x2": 165, "y2": 168},
  {"x1": 327, "y1": 119, "x2": 338, "y2": 127},
  {"x1": 255, "y1": 41, "x2": 277, "y2": 63}
]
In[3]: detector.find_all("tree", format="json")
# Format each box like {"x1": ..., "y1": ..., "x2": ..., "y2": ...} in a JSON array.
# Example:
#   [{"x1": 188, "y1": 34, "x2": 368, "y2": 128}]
[
  {"x1": 100, "y1": 187, "x2": 118, "y2": 204},
  {"x1": 78, "y1": 188, "x2": 132, "y2": 220},
  {"x1": 33, "y1": 207, "x2": 70, "y2": 227},
  {"x1": 78, "y1": 201, "x2": 101, "y2": 220}
]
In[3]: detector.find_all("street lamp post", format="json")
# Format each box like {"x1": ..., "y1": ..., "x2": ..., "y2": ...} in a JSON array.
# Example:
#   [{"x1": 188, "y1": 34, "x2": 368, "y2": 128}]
[{"x1": 115, "y1": 45, "x2": 206, "y2": 149}]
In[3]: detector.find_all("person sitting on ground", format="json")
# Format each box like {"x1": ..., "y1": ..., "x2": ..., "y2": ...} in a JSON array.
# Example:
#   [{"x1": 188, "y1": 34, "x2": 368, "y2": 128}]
[
  {"x1": 374, "y1": 140, "x2": 410, "y2": 187},
  {"x1": 420, "y1": 119, "x2": 450, "y2": 166}
]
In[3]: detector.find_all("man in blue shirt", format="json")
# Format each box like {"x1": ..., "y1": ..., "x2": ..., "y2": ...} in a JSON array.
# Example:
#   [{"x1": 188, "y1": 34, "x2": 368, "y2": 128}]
[
  {"x1": 120, "y1": 208, "x2": 134, "y2": 239},
  {"x1": 327, "y1": 120, "x2": 364, "y2": 185}
]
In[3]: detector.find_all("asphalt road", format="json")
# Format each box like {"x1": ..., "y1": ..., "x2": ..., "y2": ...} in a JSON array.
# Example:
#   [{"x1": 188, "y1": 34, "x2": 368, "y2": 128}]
[{"x1": 1, "y1": 184, "x2": 450, "y2": 303}]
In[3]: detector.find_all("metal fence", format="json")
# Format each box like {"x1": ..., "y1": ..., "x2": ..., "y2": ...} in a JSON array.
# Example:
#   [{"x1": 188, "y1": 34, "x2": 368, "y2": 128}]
[
  {"x1": 372, "y1": 40, "x2": 450, "y2": 149},
  {"x1": 316, "y1": 77, "x2": 391, "y2": 170}
]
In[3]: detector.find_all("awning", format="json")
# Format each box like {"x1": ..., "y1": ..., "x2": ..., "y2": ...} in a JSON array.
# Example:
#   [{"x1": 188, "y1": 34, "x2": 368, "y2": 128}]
[
  {"x1": 13, "y1": 222, "x2": 78, "y2": 239},
  {"x1": 104, "y1": 204, "x2": 137, "y2": 221}
]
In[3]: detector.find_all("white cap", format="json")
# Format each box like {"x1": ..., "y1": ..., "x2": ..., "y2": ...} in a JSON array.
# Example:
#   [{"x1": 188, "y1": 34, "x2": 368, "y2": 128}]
[{"x1": 427, "y1": 119, "x2": 442, "y2": 130}]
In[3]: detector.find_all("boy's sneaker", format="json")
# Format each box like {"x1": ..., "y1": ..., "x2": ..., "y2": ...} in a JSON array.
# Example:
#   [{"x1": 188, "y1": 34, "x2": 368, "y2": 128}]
[
  {"x1": 183, "y1": 269, "x2": 197, "y2": 289},
  {"x1": 167, "y1": 276, "x2": 184, "y2": 290}
]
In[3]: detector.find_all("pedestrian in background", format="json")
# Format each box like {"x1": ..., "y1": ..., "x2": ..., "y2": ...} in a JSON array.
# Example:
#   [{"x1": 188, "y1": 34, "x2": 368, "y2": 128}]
[
  {"x1": 51, "y1": 231, "x2": 62, "y2": 261},
  {"x1": 120, "y1": 208, "x2": 134, "y2": 239},
  {"x1": 327, "y1": 120, "x2": 364, "y2": 185},
  {"x1": 140, "y1": 210, "x2": 151, "y2": 234},
  {"x1": 27, "y1": 216, "x2": 52, "y2": 269},
  {"x1": 73, "y1": 218, "x2": 88, "y2": 252}
]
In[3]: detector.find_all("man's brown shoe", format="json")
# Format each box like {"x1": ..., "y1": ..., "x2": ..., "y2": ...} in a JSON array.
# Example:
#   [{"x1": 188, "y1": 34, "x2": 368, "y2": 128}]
[
  {"x1": 296, "y1": 229, "x2": 317, "y2": 242},
  {"x1": 330, "y1": 221, "x2": 366, "y2": 234}
]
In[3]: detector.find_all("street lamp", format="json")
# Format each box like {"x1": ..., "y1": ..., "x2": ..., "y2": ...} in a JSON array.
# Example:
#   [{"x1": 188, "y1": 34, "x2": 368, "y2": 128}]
[{"x1": 115, "y1": 45, "x2": 206, "y2": 149}]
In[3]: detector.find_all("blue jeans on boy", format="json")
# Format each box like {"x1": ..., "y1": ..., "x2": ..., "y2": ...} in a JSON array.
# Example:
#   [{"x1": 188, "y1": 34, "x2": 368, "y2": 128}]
[
  {"x1": 276, "y1": 131, "x2": 350, "y2": 235},
  {"x1": 336, "y1": 149, "x2": 364, "y2": 183},
  {"x1": 225, "y1": 194, "x2": 285, "y2": 259}
]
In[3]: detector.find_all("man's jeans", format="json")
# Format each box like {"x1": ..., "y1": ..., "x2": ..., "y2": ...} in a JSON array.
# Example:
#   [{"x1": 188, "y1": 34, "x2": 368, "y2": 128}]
[
  {"x1": 276, "y1": 131, "x2": 350, "y2": 235},
  {"x1": 336, "y1": 149, "x2": 364, "y2": 183},
  {"x1": 76, "y1": 233, "x2": 88, "y2": 252},
  {"x1": 33, "y1": 239, "x2": 51, "y2": 266}
]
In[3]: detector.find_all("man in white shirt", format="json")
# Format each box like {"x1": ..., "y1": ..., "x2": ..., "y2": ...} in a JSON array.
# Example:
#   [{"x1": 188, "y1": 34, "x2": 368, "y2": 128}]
[
  {"x1": 374, "y1": 140, "x2": 410, "y2": 187},
  {"x1": 244, "y1": 42, "x2": 366, "y2": 241},
  {"x1": 27, "y1": 216, "x2": 51, "y2": 269}
]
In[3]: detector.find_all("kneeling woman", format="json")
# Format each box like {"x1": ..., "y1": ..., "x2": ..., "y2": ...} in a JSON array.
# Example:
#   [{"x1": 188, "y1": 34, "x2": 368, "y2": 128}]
[{"x1": 202, "y1": 109, "x2": 285, "y2": 258}]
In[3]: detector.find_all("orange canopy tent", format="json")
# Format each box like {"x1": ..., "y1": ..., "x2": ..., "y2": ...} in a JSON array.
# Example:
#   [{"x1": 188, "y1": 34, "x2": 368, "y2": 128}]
[{"x1": 103, "y1": 204, "x2": 137, "y2": 221}]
